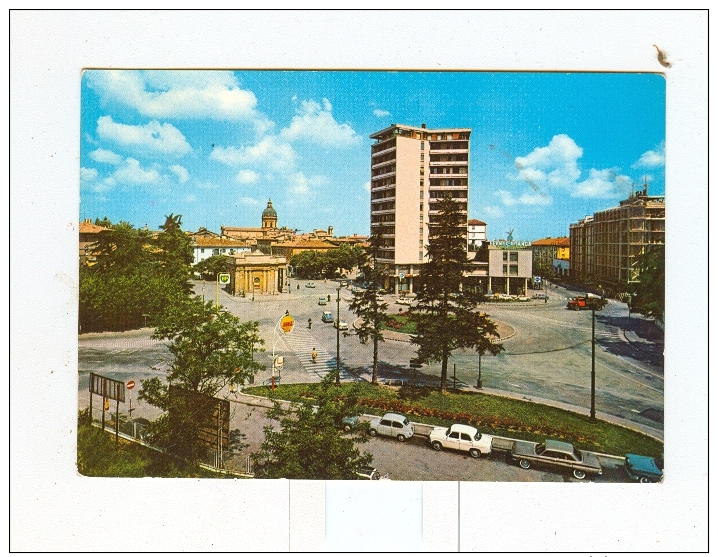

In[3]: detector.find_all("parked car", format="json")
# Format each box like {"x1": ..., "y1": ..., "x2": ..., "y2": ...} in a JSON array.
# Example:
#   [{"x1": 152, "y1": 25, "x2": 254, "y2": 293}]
[
  {"x1": 396, "y1": 297, "x2": 413, "y2": 305},
  {"x1": 429, "y1": 424, "x2": 493, "y2": 458},
  {"x1": 340, "y1": 415, "x2": 360, "y2": 432},
  {"x1": 532, "y1": 293, "x2": 549, "y2": 300},
  {"x1": 356, "y1": 466, "x2": 389, "y2": 480},
  {"x1": 368, "y1": 412, "x2": 414, "y2": 441},
  {"x1": 305, "y1": 282, "x2": 316, "y2": 288},
  {"x1": 321, "y1": 311, "x2": 334, "y2": 323},
  {"x1": 510, "y1": 439, "x2": 603, "y2": 480},
  {"x1": 318, "y1": 296, "x2": 327, "y2": 305},
  {"x1": 624, "y1": 453, "x2": 664, "y2": 483},
  {"x1": 334, "y1": 320, "x2": 349, "y2": 330}
]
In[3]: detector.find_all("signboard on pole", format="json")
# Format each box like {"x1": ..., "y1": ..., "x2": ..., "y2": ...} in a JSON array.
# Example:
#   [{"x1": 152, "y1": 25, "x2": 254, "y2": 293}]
[
  {"x1": 218, "y1": 273, "x2": 230, "y2": 285},
  {"x1": 280, "y1": 314, "x2": 294, "y2": 333}
]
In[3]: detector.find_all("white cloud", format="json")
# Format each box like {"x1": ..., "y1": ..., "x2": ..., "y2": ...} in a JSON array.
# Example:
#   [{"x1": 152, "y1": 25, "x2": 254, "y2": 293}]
[
  {"x1": 80, "y1": 167, "x2": 98, "y2": 181},
  {"x1": 86, "y1": 70, "x2": 273, "y2": 132},
  {"x1": 235, "y1": 170, "x2": 259, "y2": 184},
  {"x1": 482, "y1": 206, "x2": 504, "y2": 218},
  {"x1": 632, "y1": 142, "x2": 665, "y2": 168},
  {"x1": 280, "y1": 98, "x2": 360, "y2": 147},
  {"x1": 363, "y1": 181, "x2": 371, "y2": 192},
  {"x1": 514, "y1": 134, "x2": 582, "y2": 189},
  {"x1": 111, "y1": 158, "x2": 161, "y2": 185},
  {"x1": 169, "y1": 165, "x2": 189, "y2": 184},
  {"x1": 496, "y1": 190, "x2": 518, "y2": 206},
  {"x1": 287, "y1": 172, "x2": 323, "y2": 197},
  {"x1": 89, "y1": 148, "x2": 123, "y2": 165},
  {"x1": 572, "y1": 168, "x2": 631, "y2": 199},
  {"x1": 211, "y1": 137, "x2": 296, "y2": 171},
  {"x1": 373, "y1": 108, "x2": 391, "y2": 117},
  {"x1": 518, "y1": 192, "x2": 552, "y2": 205},
  {"x1": 96, "y1": 116, "x2": 191, "y2": 158},
  {"x1": 184, "y1": 194, "x2": 197, "y2": 203}
]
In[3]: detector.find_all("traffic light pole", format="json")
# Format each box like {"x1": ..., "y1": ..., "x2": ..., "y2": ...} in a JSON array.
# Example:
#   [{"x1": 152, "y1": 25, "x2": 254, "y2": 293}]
[{"x1": 590, "y1": 307, "x2": 597, "y2": 422}]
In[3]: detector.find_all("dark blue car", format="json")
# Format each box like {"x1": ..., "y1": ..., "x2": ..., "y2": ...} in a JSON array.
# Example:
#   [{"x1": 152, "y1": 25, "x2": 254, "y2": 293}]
[{"x1": 624, "y1": 453, "x2": 664, "y2": 483}]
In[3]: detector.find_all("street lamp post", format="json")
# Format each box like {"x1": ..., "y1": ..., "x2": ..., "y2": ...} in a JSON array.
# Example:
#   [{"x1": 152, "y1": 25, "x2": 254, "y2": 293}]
[
  {"x1": 476, "y1": 351, "x2": 483, "y2": 389},
  {"x1": 335, "y1": 285, "x2": 341, "y2": 385}
]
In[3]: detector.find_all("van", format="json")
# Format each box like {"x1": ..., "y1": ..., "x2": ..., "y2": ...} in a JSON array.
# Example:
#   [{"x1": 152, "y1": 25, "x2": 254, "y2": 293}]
[{"x1": 368, "y1": 412, "x2": 414, "y2": 442}]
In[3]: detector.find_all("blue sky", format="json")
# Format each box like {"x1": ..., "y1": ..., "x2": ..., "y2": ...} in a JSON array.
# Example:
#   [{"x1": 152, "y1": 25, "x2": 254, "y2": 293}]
[{"x1": 80, "y1": 70, "x2": 665, "y2": 241}]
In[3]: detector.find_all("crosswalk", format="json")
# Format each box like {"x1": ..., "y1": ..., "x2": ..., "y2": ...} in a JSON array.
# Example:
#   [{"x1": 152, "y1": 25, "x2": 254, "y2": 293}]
[{"x1": 281, "y1": 327, "x2": 354, "y2": 381}]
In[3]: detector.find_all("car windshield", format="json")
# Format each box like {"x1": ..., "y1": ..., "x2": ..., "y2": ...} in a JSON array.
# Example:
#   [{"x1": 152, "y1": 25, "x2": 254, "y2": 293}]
[
  {"x1": 474, "y1": 432, "x2": 482, "y2": 441},
  {"x1": 403, "y1": 418, "x2": 410, "y2": 426}
]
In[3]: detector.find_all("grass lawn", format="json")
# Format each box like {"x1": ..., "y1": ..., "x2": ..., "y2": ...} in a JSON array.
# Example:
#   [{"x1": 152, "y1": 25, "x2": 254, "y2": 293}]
[
  {"x1": 244, "y1": 382, "x2": 663, "y2": 458},
  {"x1": 382, "y1": 313, "x2": 417, "y2": 334}
]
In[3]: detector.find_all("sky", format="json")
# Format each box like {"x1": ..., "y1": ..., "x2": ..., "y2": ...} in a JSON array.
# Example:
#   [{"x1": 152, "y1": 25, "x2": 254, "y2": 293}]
[{"x1": 80, "y1": 70, "x2": 665, "y2": 241}]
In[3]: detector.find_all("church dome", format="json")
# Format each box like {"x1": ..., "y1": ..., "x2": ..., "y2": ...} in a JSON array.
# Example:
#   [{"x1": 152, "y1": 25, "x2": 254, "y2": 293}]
[{"x1": 262, "y1": 199, "x2": 277, "y2": 219}]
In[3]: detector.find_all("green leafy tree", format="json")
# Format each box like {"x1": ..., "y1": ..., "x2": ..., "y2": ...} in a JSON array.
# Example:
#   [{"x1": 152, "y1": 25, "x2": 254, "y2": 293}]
[
  {"x1": 629, "y1": 245, "x2": 665, "y2": 321},
  {"x1": 154, "y1": 213, "x2": 194, "y2": 291},
  {"x1": 138, "y1": 296, "x2": 264, "y2": 462},
  {"x1": 194, "y1": 254, "x2": 231, "y2": 280},
  {"x1": 349, "y1": 229, "x2": 389, "y2": 384},
  {"x1": 411, "y1": 199, "x2": 504, "y2": 392},
  {"x1": 252, "y1": 370, "x2": 372, "y2": 479},
  {"x1": 290, "y1": 250, "x2": 326, "y2": 279}
]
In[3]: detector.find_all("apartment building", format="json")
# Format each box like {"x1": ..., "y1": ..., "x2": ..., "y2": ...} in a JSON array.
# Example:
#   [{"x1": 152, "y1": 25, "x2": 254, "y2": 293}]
[
  {"x1": 569, "y1": 183, "x2": 665, "y2": 287},
  {"x1": 468, "y1": 219, "x2": 487, "y2": 252},
  {"x1": 369, "y1": 123, "x2": 470, "y2": 294}
]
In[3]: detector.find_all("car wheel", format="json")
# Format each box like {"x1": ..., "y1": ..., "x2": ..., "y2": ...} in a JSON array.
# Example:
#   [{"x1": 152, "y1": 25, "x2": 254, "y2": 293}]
[
  {"x1": 432, "y1": 441, "x2": 443, "y2": 451},
  {"x1": 469, "y1": 448, "x2": 480, "y2": 459},
  {"x1": 573, "y1": 469, "x2": 587, "y2": 480},
  {"x1": 518, "y1": 458, "x2": 532, "y2": 470},
  {"x1": 574, "y1": 306, "x2": 580, "y2": 311},
  {"x1": 397, "y1": 434, "x2": 406, "y2": 442},
  {"x1": 368, "y1": 428, "x2": 377, "y2": 437},
  {"x1": 639, "y1": 476, "x2": 653, "y2": 484}
]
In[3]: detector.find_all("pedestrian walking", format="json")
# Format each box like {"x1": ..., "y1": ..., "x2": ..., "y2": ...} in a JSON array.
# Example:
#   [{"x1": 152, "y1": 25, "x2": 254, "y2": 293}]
[
  {"x1": 308, "y1": 318, "x2": 312, "y2": 329},
  {"x1": 311, "y1": 348, "x2": 317, "y2": 364}
]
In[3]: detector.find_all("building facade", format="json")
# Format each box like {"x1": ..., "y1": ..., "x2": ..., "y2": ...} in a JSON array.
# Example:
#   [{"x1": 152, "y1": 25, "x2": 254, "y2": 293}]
[
  {"x1": 531, "y1": 237, "x2": 570, "y2": 278},
  {"x1": 226, "y1": 251, "x2": 287, "y2": 296},
  {"x1": 569, "y1": 184, "x2": 665, "y2": 288},
  {"x1": 369, "y1": 123, "x2": 470, "y2": 294},
  {"x1": 188, "y1": 228, "x2": 251, "y2": 265},
  {"x1": 467, "y1": 219, "x2": 487, "y2": 252}
]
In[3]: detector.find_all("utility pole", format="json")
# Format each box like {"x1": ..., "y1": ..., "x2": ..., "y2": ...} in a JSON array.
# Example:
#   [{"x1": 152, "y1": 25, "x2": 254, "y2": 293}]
[{"x1": 590, "y1": 306, "x2": 597, "y2": 422}]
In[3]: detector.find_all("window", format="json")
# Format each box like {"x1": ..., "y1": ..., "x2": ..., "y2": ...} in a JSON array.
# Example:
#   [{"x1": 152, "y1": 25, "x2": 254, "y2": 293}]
[
  {"x1": 419, "y1": 190, "x2": 423, "y2": 198},
  {"x1": 503, "y1": 265, "x2": 508, "y2": 274},
  {"x1": 460, "y1": 433, "x2": 472, "y2": 441},
  {"x1": 419, "y1": 251, "x2": 424, "y2": 259},
  {"x1": 421, "y1": 141, "x2": 424, "y2": 150},
  {"x1": 449, "y1": 431, "x2": 460, "y2": 440},
  {"x1": 420, "y1": 153, "x2": 424, "y2": 161},
  {"x1": 201, "y1": 248, "x2": 205, "y2": 253},
  {"x1": 419, "y1": 203, "x2": 423, "y2": 211},
  {"x1": 503, "y1": 251, "x2": 508, "y2": 261},
  {"x1": 510, "y1": 265, "x2": 518, "y2": 275},
  {"x1": 380, "y1": 419, "x2": 391, "y2": 427},
  {"x1": 510, "y1": 252, "x2": 518, "y2": 261}
]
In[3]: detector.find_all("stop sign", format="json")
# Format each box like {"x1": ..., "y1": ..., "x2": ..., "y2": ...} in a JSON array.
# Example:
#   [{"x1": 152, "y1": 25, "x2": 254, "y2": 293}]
[{"x1": 126, "y1": 380, "x2": 135, "y2": 390}]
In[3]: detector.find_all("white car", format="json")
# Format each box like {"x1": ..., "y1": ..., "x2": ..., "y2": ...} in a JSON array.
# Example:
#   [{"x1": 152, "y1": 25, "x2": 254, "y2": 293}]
[
  {"x1": 396, "y1": 297, "x2": 413, "y2": 305},
  {"x1": 334, "y1": 320, "x2": 349, "y2": 330},
  {"x1": 368, "y1": 413, "x2": 414, "y2": 442},
  {"x1": 429, "y1": 424, "x2": 493, "y2": 458}
]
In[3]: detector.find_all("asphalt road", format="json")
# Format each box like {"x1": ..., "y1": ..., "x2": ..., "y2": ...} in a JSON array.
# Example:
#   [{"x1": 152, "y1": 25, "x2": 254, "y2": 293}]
[{"x1": 78, "y1": 278, "x2": 663, "y2": 480}]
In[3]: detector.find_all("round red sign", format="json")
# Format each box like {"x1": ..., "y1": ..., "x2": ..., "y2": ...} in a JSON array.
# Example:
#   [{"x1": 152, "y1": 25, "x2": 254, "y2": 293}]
[
  {"x1": 280, "y1": 315, "x2": 294, "y2": 333},
  {"x1": 126, "y1": 380, "x2": 135, "y2": 390}
]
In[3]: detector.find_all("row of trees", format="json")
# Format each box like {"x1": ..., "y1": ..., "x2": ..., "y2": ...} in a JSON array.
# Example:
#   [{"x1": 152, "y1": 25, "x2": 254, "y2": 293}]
[
  {"x1": 290, "y1": 243, "x2": 364, "y2": 279},
  {"x1": 351, "y1": 199, "x2": 504, "y2": 392},
  {"x1": 79, "y1": 214, "x2": 194, "y2": 332}
]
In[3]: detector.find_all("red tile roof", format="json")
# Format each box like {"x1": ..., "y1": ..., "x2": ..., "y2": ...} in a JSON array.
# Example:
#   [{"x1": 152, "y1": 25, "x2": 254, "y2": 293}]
[{"x1": 531, "y1": 237, "x2": 570, "y2": 247}]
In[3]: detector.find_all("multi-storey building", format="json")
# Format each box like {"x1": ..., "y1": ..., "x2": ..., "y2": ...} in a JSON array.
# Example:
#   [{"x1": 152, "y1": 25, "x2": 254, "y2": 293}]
[
  {"x1": 569, "y1": 183, "x2": 665, "y2": 287},
  {"x1": 369, "y1": 123, "x2": 470, "y2": 294}
]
